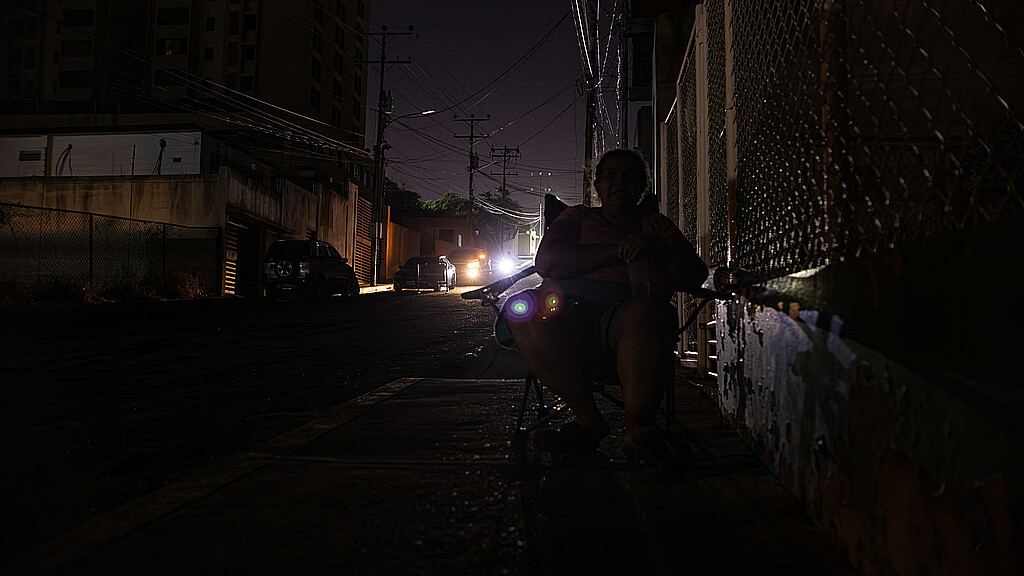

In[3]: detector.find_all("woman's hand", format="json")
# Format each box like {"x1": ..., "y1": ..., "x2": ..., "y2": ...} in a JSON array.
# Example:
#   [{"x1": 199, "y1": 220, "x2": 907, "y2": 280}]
[{"x1": 616, "y1": 234, "x2": 656, "y2": 263}]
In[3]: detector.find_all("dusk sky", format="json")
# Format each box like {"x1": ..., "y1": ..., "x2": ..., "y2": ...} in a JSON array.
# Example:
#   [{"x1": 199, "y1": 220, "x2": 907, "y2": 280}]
[{"x1": 367, "y1": 1, "x2": 603, "y2": 211}]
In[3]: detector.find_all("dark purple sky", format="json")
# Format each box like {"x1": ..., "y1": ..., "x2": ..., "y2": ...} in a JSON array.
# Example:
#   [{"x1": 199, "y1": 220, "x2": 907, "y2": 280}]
[{"x1": 367, "y1": 1, "x2": 593, "y2": 210}]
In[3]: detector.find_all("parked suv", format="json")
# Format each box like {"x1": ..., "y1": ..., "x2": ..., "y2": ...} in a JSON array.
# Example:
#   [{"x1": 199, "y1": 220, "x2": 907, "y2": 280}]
[{"x1": 262, "y1": 240, "x2": 360, "y2": 301}]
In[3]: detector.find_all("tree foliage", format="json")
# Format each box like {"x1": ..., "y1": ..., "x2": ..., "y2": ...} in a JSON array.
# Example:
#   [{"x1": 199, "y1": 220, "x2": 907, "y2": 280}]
[
  {"x1": 383, "y1": 177, "x2": 423, "y2": 214},
  {"x1": 421, "y1": 190, "x2": 470, "y2": 215}
]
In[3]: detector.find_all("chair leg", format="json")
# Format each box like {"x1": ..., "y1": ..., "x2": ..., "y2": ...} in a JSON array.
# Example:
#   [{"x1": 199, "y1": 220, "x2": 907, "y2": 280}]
[{"x1": 515, "y1": 374, "x2": 534, "y2": 435}]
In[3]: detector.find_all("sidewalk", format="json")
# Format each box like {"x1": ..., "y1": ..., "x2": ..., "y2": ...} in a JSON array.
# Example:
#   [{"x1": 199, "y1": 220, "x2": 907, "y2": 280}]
[{"x1": 12, "y1": 351, "x2": 856, "y2": 575}]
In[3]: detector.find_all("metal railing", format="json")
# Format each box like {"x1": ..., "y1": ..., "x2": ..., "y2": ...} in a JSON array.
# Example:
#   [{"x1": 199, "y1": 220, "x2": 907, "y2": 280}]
[
  {"x1": 664, "y1": 0, "x2": 1022, "y2": 280},
  {"x1": 0, "y1": 202, "x2": 220, "y2": 291}
]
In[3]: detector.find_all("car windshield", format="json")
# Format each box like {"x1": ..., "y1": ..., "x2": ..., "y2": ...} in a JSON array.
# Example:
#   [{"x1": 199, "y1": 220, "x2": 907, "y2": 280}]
[
  {"x1": 403, "y1": 257, "x2": 441, "y2": 267},
  {"x1": 446, "y1": 249, "x2": 484, "y2": 263},
  {"x1": 266, "y1": 241, "x2": 312, "y2": 258}
]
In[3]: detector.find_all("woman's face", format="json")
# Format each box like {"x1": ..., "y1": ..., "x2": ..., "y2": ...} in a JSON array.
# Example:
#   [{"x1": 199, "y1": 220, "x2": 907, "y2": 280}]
[{"x1": 595, "y1": 156, "x2": 645, "y2": 209}]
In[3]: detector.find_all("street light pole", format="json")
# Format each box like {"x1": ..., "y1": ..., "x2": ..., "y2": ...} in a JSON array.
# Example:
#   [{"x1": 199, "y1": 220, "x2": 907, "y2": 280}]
[{"x1": 368, "y1": 25, "x2": 413, "y2": 285}]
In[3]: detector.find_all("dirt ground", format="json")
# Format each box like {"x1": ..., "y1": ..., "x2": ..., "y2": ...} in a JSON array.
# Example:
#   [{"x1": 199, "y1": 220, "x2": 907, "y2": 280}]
[{"x1": 0, "y1": 288, "x2": 504, "y2": 558}]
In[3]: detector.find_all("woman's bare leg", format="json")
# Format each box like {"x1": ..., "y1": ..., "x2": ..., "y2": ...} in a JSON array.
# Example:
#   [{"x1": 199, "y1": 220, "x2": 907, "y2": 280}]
[
  {"x1": 507, "y1": 308, "x2": 610, "y2": 439},
  {"x1": 607, "y1": 296, "x2": 675, "y2": 444}
]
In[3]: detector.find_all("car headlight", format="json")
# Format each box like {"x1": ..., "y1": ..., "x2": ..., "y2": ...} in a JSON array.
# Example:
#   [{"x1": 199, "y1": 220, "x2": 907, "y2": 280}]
[
  {"x1": 496, "y1": 258, "x2": 515, "y2": 275},
  {"x1": 467, "y1": 261, "x2": 479, "y2": 270}
]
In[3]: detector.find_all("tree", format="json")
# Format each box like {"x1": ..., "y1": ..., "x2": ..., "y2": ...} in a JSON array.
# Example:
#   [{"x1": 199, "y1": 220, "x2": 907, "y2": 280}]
[
  {"x1": 383, "y1": 177, "x2": 423, "y2": 214},
  {"x1": 422, "y1": 191, "x2": 470, "y2": 215}
]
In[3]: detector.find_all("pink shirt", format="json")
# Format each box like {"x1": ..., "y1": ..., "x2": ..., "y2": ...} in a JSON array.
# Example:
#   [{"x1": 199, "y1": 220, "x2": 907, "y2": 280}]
[{"x1": 548, "y1": 205, "x2": 690, "y2": 286}]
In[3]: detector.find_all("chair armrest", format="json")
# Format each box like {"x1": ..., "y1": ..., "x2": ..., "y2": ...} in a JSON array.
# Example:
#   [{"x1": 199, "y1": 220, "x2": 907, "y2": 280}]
[{"x1": 462, "y1": 266, "x2": 537, "y2": 304}]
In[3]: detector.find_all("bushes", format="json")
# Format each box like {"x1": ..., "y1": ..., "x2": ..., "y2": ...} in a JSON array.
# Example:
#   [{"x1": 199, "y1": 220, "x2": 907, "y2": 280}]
[{"x1": 0, "y1": 271, "x2": 209, "y2": 306}]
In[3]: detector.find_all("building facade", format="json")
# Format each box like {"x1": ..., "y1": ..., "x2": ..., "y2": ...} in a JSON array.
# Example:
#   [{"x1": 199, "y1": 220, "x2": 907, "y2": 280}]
[{"x1": 1, "y1": 0, "x2": 377, "y2": 292}]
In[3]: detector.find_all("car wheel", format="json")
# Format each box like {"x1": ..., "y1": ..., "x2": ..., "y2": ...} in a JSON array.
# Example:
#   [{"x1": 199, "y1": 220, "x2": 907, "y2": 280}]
[
  {"x1": 451, "y1": 273, "x2": 457, "y2": 289},
  {"x1": 274, "y1": 259, "x2": 296, "y2": 279},
  {"x1": 347, "y1": 279, "x2": 360, "y2": 297}
]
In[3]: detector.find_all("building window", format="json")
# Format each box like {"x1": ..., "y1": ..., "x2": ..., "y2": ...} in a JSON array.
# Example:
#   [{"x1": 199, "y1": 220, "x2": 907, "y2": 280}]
[
  {"x1": 227, "y1": 42, "x2": 238, "y2": 62},
  {"x1": 313, "y1": 31, "x2": 323, "y2": 54},
  {"x1": 226, "y1": 73, "x2": 237, "y2": 89},
  {"x1": 334, "y1": 52, "x2": 343, "y2": 74},
  {"x1": 156, "y1": 38, "x2": 188, "y2": 56},
  {"x1": 336, "y1": 1, "x2": 343, "y2": 18},
  {"x1": 24, "y1": 47, "x2": 36, "y2": 69},
  {"x1": 61, "y1": 40, "x2": 92, "y2": 58},
  {"x1": 314, "y1": 1, "x2": 324, "y2": 24},
  {"x1": 335, "y1": 23, "x2": 343, "y2": 46},
  {"x1": 157, "y1": 7, "x2": 190, "y2": 25},
  {"x1": 310, "y1": 87, "x2": 321, "y2": 111},
  {"x1": 206, "y1": 17, "x2": 216, "y2": 31},
  {"x1": 204, "y1": 47, "x2": 214, "y2": 61},
  {"x1": 352, "y1": 101, "x2": 360, "y2": 121},
  {"x1": 332, "y1": 78, "x2": 341, "y2": 97},
  {"x1": 243, "y1": 13, "x2": 257, "y2": 30},
  {"x1": 59, "y1": 70, "x2": 92, "y2": 88},
  {"x1": 438, "y1": 229, "x2": 455, "y2": 243},
  {"x1": 240, "y1": 75, "x2": 254, "y2": 91},
  {"x1": 353, "y1": 73, "x2": 361, "y2": 93},
  {"x1": 63, "y1": 9, "x2": 95, "y2": 28},
  {"x1": 331, "y1": 106, "x2": 341, "y2": 127},
  {"x1": 358, "y1": 0, "x2": 365, "y2": 18},
  {"x1": 242, "y1": 44, "x2": 255, "y2": 60},
  {"x1": 229, "y1": 13, "x2": 239, "y2": 35},
  {"x1": 19, "y1": 150, "x2": 42, "y2": 162},
  {"x1": 311, "y1": 57, "x2": 321, "y2": 83}
]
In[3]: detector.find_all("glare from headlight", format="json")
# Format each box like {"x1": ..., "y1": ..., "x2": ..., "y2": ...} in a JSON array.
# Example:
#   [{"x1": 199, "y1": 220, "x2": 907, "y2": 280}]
[
  {"x1": 467, "y1": 268, "x2": 478, "y2": 278},
  {"x1": 467, "y1": 261, "x2": 479, "y2": 270},
  {"x1": 497, "y1": 258, "x2": 515, "y2": 275}
]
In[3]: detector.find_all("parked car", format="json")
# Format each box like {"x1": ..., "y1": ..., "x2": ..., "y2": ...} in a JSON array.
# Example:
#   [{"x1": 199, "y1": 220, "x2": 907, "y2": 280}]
[
  {"x1": 444, "y1": 247, "x2": 492, "y2": 285},
  {"x1": 262, "y1": 240, "x2": 360, "y2": 301},
  {"x1": 393, "y1": 255, "x2": 456, "y2": 292}
]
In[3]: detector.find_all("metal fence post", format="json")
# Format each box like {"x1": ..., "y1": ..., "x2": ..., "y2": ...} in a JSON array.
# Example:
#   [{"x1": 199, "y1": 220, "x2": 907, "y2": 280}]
[
  {"x1": 724, "y1": 0, "x2": 738, "y2": 268},
  {"x1": 162, "y1": 223, "x2": 167, "y2": 279},
  {"x1": 89, "y1": 213, "x2": 94, "y2": 284},
  {"x1": 694, "y1": 3, "x2": 712, "y2": 377}
]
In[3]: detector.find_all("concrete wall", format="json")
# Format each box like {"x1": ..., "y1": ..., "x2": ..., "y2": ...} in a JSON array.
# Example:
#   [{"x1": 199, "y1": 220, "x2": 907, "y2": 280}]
[
  {"x1": 0, "y1": 173, "x2": 227, "y2": 227},
  {"x1": 386, "y1": 222, "x2": 421, "y2": 281},
  {"x1": 713, "y1": 220, "x2": 1024, "y2": 574}
]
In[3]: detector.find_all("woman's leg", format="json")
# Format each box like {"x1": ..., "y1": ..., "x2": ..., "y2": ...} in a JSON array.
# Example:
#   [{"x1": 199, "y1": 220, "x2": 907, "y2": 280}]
[
  {"x1": 506, "y1": 304, "x2": 610, "y2": 439},
  {"x1": 607, "y1": 296, "x2": 676, "y2": 444}
]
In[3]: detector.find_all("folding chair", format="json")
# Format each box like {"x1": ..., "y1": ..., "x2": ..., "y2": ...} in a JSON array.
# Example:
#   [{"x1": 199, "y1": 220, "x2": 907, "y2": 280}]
[{"x1": 462, "y1": 194, "x2": 734, "y2": 436}]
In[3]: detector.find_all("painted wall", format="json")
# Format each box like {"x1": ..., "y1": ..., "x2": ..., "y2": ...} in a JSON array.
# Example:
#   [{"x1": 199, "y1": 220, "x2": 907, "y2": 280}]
[
  {"x1": 386, "y1": 222, "x2": 422, "y2": 281},
  {"x1": 714, "y1": 220, "x2": 1023, "y2": 574},
  {"x1": 0, "y1": 174, "x2": 227, "y2": 228}
]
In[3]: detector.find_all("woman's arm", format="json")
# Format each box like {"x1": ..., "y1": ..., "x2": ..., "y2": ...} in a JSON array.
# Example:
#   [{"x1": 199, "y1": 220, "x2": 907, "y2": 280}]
[
  {"x1": 645, "y1": 215, "x2": 709, "y2": 293},
  {"x1": 534, "y1": 212, "x2": 619, "y2": 278}
]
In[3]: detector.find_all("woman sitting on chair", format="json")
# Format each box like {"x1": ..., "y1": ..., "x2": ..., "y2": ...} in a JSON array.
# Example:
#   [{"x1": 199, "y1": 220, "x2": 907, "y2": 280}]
[{"x1": 504, "y1": 149, "x2": 707, "y2": 464}]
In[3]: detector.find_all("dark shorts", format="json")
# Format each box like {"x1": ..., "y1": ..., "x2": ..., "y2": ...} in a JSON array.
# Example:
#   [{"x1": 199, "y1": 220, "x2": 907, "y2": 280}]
[{"x1": 494, "y1": 279, "x2": 634, "y2": 353}]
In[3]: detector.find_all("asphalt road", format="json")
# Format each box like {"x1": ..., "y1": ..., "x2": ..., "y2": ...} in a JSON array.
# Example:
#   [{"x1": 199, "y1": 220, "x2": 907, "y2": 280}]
[{"x1": 0, "y1": 286, "x2": 511, "y2": 558}]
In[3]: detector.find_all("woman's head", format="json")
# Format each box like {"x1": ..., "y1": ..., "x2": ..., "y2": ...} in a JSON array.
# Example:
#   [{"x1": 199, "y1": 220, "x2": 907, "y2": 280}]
[{"x1": 593, "y1": 149, "x2": 649, "y2": 209}]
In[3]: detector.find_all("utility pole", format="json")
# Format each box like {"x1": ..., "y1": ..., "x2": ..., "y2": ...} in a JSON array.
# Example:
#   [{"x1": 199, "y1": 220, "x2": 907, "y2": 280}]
[
  {"x1": 490, "y1": 146, "x2": 520, "y2": 193},
  {"x1": 367, "y1": 25, "x2": 412, "y2": 285},
  {"x1": 490, "y1": 146, "x2": 520, "y2": 251},
  {"x1": 583, "y1": 0, "x2": 599, "y2": 206},
  {"x1": 454, "y1": 114, "x2": 490, "y2": 244},
  {"x1": 619, "y1": 0, "x2": 630, "y2": 149}
]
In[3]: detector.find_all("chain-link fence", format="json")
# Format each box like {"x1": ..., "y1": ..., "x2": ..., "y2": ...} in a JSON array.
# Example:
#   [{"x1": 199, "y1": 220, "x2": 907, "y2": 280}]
[
  {"x1": 665, "y1": 0, "x2": 1023, "y2": 280},
  {"x1": 0, "y1": 203, "x2": 220, "y2": 292}
]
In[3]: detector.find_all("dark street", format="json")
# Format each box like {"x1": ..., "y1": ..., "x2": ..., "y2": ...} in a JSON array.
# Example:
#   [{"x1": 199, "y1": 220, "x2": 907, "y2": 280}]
[{"x1": 1, "y1": 289, "x2": 497, "y2": 557}]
